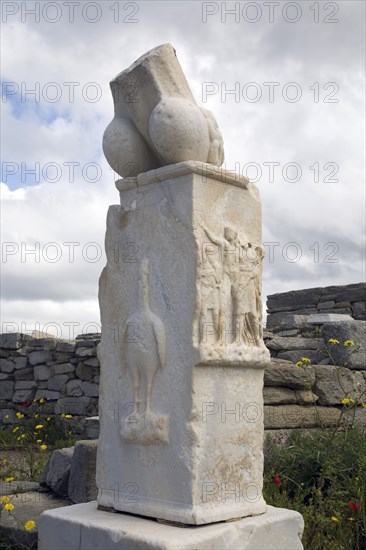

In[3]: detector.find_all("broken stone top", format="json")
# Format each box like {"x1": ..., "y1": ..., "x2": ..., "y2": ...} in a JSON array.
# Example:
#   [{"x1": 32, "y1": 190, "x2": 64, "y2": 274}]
[{"x1": 103, "y1": 44, "x2": 225, "y2": 179}]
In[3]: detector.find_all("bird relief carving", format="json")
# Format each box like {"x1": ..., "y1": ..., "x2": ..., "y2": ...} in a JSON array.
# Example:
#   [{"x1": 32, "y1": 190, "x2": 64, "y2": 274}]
[{"x1": 120, "y1": 258, "x2": 169, "y2": 444}]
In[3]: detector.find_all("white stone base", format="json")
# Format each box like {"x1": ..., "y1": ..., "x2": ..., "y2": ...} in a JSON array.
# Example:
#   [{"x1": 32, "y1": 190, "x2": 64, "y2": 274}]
[{"x1": 38, "y1": 501, "x2": 304, "y2": 550}]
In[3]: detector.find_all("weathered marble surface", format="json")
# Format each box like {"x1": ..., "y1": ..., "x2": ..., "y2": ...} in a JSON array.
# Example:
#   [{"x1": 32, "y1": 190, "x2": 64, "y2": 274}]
[
  {"x1": 103, "y1": 44, "x2": 224, "y2": 177},
  {"x1": 38, "y1": 502, "x2": 304, "y2": 550},
  {"x1": 97, "y1": 164, "x2": 270, "y2": 524}
]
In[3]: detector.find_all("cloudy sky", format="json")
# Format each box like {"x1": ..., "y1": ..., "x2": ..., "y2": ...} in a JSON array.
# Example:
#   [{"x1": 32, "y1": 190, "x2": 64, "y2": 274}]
[{"x1": 1, "y1": 0, "x2": 365, "y2": 338}]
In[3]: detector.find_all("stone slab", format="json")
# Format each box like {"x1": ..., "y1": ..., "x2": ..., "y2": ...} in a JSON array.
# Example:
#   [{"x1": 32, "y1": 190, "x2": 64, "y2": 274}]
[
  {"x1": 307, "y1": 313, "x2": 353, "y2": 324},
  {"x1": 38, "y1": 502, "x2": 304, "y2": 550}
]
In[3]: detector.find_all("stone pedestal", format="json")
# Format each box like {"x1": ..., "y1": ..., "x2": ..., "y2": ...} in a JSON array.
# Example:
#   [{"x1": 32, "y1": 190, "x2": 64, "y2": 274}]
[
  {"x1": 96, "y1": 162, "x2": 270, "y2": 525},
  {"x1": 38, "y1": 502, "x2": 304, "y2": 550}
]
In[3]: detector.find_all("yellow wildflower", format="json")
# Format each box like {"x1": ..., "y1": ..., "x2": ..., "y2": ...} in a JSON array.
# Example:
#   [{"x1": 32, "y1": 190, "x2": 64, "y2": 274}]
[
  {"x1": 60, "y1": 413, "x2": 65, "y2": 418},
  {"x1": 295, "y1": 361, "x2": 303, "y2": 367},
  {"x1": 5, "y1": 415, "x2": 9, "y2": 419},
  {"x1": 5, "y1": 477, "x2": 15, "y2": 482},
  {"x1": 2, "y1": 458, "x2": 8, "y2": 466},
  {"x1": 39, "y1": 399, "x2": 45, "y2": 403},
  {"x1": 24, "y1": 520, "x2": 36, "y2": 531},
  {"x1": 362, "y1": 403, "x2": 366, "y2": 408},
  {"x1": 33, "y1": 399, "x2": 37, "y2": 402},
  {"x1": 35, "y1": 425, "x2": 44, "y2": 430},
  {"x1": 20, "y1": 434, "x2": 26, "y2": 439},
  {"x1": 37, "y1": 440, "x2": 42, "y2": 443},
  {"x1": 1, "y1": 496, "x2": 10, "y2": 503},
  {"x1": 344, "y1": 340, "x2": 355, "y2": 347},
  {"x1": 46, "y1": 417, "x2": 51, "y2": 421},
  {"x1": 40, "y1": 444, "x2": 47, "y2": 451},
  {"x1": 342, "y1": 397, "x2": 355, "y2": 406},
  {"x1": 15, "y1": 412, "x2": 24, "y2": 419},
  {"x1": 12, "y1": 427, "x2": 19, "y2": 433},
  {"x1": 301, "y1": 357, "x2": 311, "y2": 363},
  {"x1": 4, "y1": 503, "x2": 14, "y2": 511},
  {"x1": 35, "y1": 414, "x2": 39, "y2": 418},
  {"x1": 331, "y1": 516, "x2": 339, "y2": 522},
  {"x1": 65, "y1": 414, "x2": 72, "y2": 419},
  {"x1": 328, "y1": 338, "x2": 340, "y2": 345}
]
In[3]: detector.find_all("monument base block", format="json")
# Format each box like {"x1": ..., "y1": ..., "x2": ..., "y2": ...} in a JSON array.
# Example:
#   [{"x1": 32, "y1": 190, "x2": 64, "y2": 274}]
[{"x1": 38, "y1": 502, "x2": 304, "y2": 550}]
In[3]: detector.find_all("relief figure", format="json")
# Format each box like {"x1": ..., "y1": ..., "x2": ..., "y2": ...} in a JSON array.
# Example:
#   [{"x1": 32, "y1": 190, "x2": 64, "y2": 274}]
[{"x1": 121, "y1": 258, "x2": 168, "y2": 444}]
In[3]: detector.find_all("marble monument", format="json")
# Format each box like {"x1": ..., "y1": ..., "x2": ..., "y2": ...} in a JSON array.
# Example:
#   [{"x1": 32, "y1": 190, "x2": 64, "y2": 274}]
[{"x1": 39, "y1": 44, "x2": 304, "y2": 549}]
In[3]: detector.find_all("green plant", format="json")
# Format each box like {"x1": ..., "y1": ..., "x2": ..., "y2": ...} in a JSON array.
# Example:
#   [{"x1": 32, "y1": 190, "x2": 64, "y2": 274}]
[
  {"x1": 264, "y1": 337, "x2": 366, "y2": 550},
  {"x1": 0, "y1": 399, "x2": 75, "y2": 481}
]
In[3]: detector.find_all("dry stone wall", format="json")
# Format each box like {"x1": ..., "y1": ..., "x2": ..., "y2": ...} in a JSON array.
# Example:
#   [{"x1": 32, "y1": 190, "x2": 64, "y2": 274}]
[
  {"x1": 0, "y1": 333, "x2": 100, "y2": 434},
  {"x1": 266, "y1": 282, "x2": 365, "y2": 329},
  {"x1": 1, "y1": 282, "x2": 365, "y2": 438}
]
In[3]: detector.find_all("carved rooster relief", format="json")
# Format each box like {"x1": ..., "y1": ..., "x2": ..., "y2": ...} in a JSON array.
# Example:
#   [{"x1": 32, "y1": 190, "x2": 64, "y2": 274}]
[{"x1": 121, "y1": 258, "x2": 169, "y2": 444}]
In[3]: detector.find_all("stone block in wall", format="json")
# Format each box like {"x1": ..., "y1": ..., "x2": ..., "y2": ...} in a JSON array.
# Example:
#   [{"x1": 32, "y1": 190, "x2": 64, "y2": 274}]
[
  {"x1": 55, "y1": 397, "x2": 91, "y2": 416},
  {"x1": 75, "y1": 339, "x2": 97, "y2": 348},
  {"x1": 318, "y1": 308, "x2": 352, "y2": 316},
  {"x1": 313, "y1": 365, "x2": 366, "y2": 405},
  {"x1": 13, "y1": 357, "x2": 27, "y2": 369},
  {"x1": 322, "y1": 320, "x2": 366, "y2": 370},
  {"x1": 28, "y1": 350, "x2": 52, "y2": 365},
  {"x1": 0, "y1": 381, "x2": 14, "y2": 400},
  {"x1": 81, "y1": 382, "x2": 99, "y2": 397},
  {"x1": 14, "y1": 381, "x2": 37, "y2": 390},
  {"x1": 334, "y1": 302, "x2": 352, "y2": 309},
  {"x1": 14, "y1": 368, "x2": 33, "y2": 381},
  {"x1": 0, "y1": 333, "x2": 30, "y2": 349},
  {"x1": 68, "y1": 440, "x2": 98, "y2": 504},
  {"x1": 51, "y1": 362, "x2": 75, "y2": 375},
  {"x1": 0, "y1": 359, "x2": 15, "y2": 373},
  {"x1": 317, "y1": 301, "x2": 335, "y2": 310},
  {"x1": 34, "y1": 365, "x2": 51, "y2": 380},
  {"x1": 264, "y1": 405, "x2": 341, "y2": 429},
  {"x1": 267, "y1": 288, "x2": 323, "y2": 311},
  {"x1": 48, "y1": 352, "x2": 73, "y2": 365},
  {"x1": 83, "y1": 357, "x2": 99, "y2": 368},
  {"x1": 76, "y1": 363, "x2": 94, "y2": 381},
  {"x1": 56, "y1": 341, "x2": 76, "y2": 353},
  {"x1": 264, "y1": 360, "x2": 315, "y2": 389},
  {"x1": 34, "y1": 389, "x2": 60, "y2": 401},
  {"x1": 28, "y1": 338, "x2": 57, "y2": 350},
  {"x1": 66, "y1": 379, "x2": 84, "y2": 397},
  {"x1": 263, "y1": 387, "x2": 297, "y2": 405},
  {"x1": 75, "y1": 347, "x2": 96, "y2": 358},
  {"x1": 13, "y1": 388, "x2": 36, "y2": 403},
  {"x1": 47, "y1": 375, "x2": 69, "y2": 391},
  {"x1": 319, "y1": 282, "x2": 366, "y2": 303},
  {"x1": 266, "y1": 336, "x2": 322, "y2": 352},
  {"x1": 0, "y1": 373, "x2": 8, "y2": 380},
  {"x1": 295, "y1": 390, "x2": 318, "y2": 405},
  {"x1": 353, "y1": 301, "x2": 366, "y2": 319}
]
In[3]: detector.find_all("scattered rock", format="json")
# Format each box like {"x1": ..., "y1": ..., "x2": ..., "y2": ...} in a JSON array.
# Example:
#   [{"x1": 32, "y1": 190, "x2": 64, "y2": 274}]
[
  {"x1": 41, "y1": 447, "x2": 75, "y2": 498},
  {"x1": 68, "y1": 440, "x2": 98, "y2": 504}
]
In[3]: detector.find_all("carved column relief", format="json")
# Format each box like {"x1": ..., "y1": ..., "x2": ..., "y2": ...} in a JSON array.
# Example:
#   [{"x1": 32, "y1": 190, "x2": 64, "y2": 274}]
[{"x1": 199, "y1": 224, "x2": 265, "y2": 350}]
